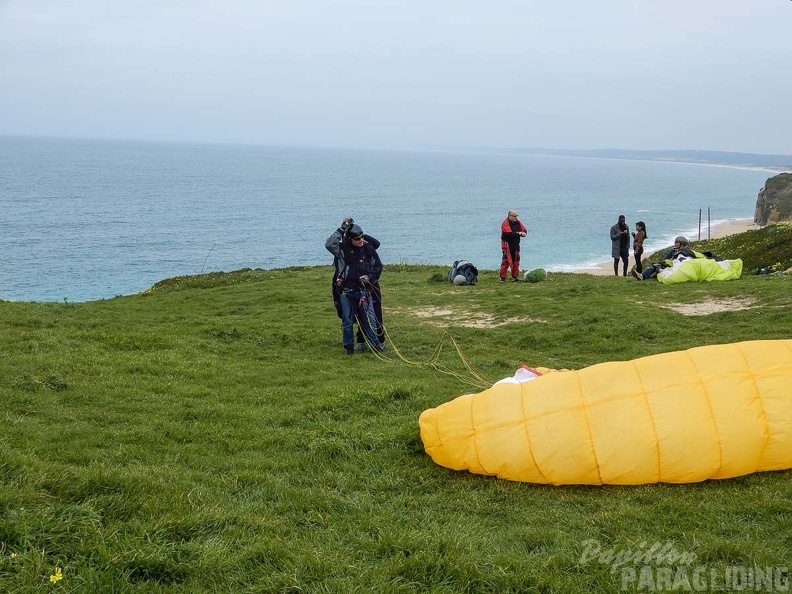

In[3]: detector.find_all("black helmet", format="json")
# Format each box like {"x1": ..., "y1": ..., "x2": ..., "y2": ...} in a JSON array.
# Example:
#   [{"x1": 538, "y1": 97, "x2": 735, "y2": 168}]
[{"x1": 346, "y1": 224, "x2": 364, "y2": 239}]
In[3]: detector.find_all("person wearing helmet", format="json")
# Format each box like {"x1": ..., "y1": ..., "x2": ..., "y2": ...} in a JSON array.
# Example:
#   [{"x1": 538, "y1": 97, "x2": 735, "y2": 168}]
[
  {"x1": 325, "y1": 219, "x2": 384, "y2": 355},
  {"x1": 326, "y1": 218, "x2": 385, "y2": 349},
  {"x1": 631, "y1": 236, "x2": 696, "y2": 280}
]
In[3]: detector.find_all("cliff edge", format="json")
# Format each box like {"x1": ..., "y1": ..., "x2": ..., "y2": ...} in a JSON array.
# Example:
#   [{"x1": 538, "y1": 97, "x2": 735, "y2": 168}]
[{"x1": 755, "y1": 173, "x2": 792, "y2": 226}]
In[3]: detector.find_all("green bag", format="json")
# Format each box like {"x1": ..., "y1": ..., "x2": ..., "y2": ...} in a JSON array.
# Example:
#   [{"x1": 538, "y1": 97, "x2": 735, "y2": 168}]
[{"x1": 525, "y1": 268, "x2": 547, "y2": 283}]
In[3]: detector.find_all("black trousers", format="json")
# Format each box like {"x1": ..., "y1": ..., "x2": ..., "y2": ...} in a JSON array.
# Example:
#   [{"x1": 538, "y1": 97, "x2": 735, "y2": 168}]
[
  {"x1": 634, "y1": 248, "x2": 644, "y2": 273},
  {"x1": 614, "y1": 249, "x2": 629, "y2": 276}
]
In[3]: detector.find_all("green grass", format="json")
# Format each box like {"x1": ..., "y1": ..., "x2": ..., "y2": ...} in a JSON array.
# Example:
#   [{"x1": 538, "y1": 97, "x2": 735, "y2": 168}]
[{"x1": 1, "y1": 227, "x2": 792, "y2": 593}]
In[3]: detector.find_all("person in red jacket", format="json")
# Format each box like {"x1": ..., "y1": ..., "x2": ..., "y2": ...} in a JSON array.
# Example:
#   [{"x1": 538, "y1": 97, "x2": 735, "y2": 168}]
[{"x1": 500, "y1": 210, "x2": 527, "y2": 282}]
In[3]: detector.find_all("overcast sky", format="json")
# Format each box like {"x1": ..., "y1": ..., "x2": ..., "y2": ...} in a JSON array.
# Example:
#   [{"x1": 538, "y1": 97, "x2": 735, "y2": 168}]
[{"x1": 1, "y1": 0, "x2": 790, "y2": 153}]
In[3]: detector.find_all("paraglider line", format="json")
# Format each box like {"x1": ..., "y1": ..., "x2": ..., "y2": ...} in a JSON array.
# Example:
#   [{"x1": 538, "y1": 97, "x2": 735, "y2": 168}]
[
  {"x1": 201, "y1": 242, "x2": 217, "y2": 275},
  {"x1": 372, "y1": 283, "x2": 494, "y2": 389}
]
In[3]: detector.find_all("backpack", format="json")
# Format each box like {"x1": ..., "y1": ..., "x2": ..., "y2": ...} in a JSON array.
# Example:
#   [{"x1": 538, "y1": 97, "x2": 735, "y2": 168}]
[
  {"x1": 448, "y1": 260, "x2": 478, "y2": 285},
  {"x1": 524, "y1": 268, "x2": 547, "y2": 283}
]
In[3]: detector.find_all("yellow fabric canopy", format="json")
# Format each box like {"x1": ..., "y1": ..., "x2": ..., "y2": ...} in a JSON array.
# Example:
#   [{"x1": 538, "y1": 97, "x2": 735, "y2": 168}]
[
  {"x1": 657, "y1": 257, "x2": 742, "y2": 284},
  {"x1": 419, "y1": 340, "x2": 792, "y2": 485}
]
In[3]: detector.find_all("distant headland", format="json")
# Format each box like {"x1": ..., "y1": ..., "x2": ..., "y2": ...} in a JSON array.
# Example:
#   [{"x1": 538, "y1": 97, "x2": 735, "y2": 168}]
[{"x1": 492, "y1": 147, "x2": 792, "y2": 173}]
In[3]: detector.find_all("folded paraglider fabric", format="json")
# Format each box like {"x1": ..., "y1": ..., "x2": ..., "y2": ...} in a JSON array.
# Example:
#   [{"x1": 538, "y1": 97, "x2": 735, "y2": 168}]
[
  {"x1": 657, "y1": 257, "x2": 742, "y2": 284},
  {"x1": 524, "y1": 268, "x2": 547, "y2": 283},
  {"x1": 419, "y1": 340, "x2": 792, "y2": 485}
]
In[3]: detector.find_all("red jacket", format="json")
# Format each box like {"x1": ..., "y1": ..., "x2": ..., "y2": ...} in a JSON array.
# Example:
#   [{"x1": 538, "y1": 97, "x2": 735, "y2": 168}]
[{"x1": 501, "y1": 217, "x2": 527, "y2": 251}]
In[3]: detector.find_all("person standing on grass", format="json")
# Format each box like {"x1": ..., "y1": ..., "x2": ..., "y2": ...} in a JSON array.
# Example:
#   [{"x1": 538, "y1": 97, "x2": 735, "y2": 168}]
[
  {"x1": 632, "y1": 221, "x2": 648, "y2": 274},
  {"x1": 500, "y1": 210, "x2": 527, "y2": 283},
  {"x1": 327, "y1": 217, "x2": 384, "y2": 349},
  {"x1": 610, "y1": 214, "x2": 630, "y2": 276},
  {"x1": 325, "y1": 222, "x2": 383, "y2": 355}
]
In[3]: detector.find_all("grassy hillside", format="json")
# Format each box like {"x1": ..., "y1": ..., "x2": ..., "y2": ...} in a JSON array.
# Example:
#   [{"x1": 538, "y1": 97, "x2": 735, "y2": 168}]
[
  {"x1": 645, "y1": 221, "x2": 792, "y2": 272},
  {"x1": 1, "y1": 228, "x2": 792, "y2": 592}
]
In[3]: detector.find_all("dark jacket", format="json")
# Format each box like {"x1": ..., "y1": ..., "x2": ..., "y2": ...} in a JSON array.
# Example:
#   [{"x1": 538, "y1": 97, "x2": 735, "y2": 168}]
[
  {"x1": 663, "y1": 246, "x2": 696, "y2": 263},
  {"x1": 610, "y1": 223, "x2": 630, "y2": 258},
  {"x1": 325, "y1": 229, "x2": 382, "y2": 290}
]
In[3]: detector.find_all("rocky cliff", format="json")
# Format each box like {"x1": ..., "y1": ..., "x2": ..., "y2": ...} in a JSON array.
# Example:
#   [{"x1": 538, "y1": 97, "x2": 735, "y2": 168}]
[{"x1": 755, "y1": 173, "x2": 792, "y2": 226}]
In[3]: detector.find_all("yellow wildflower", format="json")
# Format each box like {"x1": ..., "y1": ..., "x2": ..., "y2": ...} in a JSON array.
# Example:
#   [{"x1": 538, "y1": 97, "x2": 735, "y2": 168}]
[{"x1": 49, "y1": 567, "x2": 63, "y2": 583}]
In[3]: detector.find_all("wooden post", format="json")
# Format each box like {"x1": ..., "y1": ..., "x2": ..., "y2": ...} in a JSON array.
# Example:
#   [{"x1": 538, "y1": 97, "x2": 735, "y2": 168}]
[
  {"x1": 698, "y1": 208, "x2": 702, "y2": 241},
  {"x1": 708, "y1": 207, "x2": 711, "y2": 240}
]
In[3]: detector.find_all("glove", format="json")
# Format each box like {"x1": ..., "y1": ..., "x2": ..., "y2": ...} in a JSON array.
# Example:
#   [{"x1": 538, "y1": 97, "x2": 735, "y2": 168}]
[
  {"x1": 359, "y1": 275, "x2": 369, "y2": 283},
  {"x1": 340, "y1": 217, "x2": 354, "y2": 231}
]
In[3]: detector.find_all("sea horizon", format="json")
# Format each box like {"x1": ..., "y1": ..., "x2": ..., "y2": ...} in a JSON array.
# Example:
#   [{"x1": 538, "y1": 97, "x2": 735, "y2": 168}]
[{"x1": 0, "y1": 135, "x2": 773, "y2": 302}]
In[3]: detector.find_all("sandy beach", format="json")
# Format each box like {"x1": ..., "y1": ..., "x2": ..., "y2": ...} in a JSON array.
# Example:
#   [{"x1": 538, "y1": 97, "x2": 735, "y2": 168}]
[{"x1": 579, "y1": 218, "x2": 760, "y2": 276}]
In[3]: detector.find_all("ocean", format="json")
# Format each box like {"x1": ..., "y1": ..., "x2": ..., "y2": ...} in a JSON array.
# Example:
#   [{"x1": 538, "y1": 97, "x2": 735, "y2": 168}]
[{"x1": 0, "y1": 135, "x2": 771, "y2": 302}]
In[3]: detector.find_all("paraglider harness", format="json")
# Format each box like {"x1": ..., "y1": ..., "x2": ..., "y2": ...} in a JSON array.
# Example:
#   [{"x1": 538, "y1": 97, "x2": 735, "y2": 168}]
[
  {"x1": 448, "y1": 260, "x2": 479, "y2": 285},
  {"x1": 332, "y1": 275, "x2": 343, "y2": 318},
  {"x1": 332, "y1": 271, "x2": 379, "y2": 318},
  {"x1": 331, "y1": 229, "x2": 381, "y2": 318},
  {"x1": 650, "y1": 246, "x2": 698, "y2": 271}
]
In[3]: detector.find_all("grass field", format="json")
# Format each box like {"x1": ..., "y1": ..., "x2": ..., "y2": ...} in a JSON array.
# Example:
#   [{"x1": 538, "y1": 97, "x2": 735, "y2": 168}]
[{"x1": 1, "y1": 225, "x2": 791, "y2": 593}]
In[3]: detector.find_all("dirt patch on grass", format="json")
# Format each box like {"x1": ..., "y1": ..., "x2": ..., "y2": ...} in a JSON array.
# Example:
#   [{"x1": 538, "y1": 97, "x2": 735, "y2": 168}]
[
  {"x1": 413, "y1": 307, "x2": 455, "y2": 318},
  {"x1": 662, "y1": 298, "x2": 757, "y2": 316},
  {"x1": 412, "y1": 306, "x2": 547, "y2": 328}
]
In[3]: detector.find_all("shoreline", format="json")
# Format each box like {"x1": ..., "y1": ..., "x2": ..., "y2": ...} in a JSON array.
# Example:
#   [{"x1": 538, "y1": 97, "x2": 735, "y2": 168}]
[
  {"x1": 573, "y1": 218, "x2": 760, "y2": 276},
  {"x1": 476, "y1": 149, "x2": 792, "y2": 175}
]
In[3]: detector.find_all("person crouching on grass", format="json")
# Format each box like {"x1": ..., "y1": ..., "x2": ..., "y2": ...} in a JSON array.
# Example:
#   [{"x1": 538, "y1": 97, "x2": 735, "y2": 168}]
[
  {"x1": 325, "y1": 223, "x2": 384, "y2": 355},
  {"x1": 631, "y1": 236, "x2": 695, "y2": 280}
]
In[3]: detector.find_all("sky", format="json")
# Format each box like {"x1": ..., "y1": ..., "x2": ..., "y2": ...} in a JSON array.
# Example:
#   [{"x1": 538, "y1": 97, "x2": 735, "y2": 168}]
[{"x1": 1, "y1": 0, "x2": 791, "y2": 154}]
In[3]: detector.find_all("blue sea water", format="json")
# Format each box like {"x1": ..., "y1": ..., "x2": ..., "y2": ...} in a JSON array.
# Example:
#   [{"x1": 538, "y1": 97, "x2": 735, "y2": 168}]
[{"x1": 0, "y1": 135, "x2": 771, "y2": 302}]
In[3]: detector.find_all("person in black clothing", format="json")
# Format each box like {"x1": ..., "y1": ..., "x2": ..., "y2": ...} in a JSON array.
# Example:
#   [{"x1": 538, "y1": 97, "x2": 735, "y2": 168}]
[
  {"x1": 632, "y1": 221, "x2": 648, "y2": 274},
  {"x1": 327, "y1": 218, "x2": 384, "y2": 349},
  {"x1": 325, "y1": 222, "x2": 384, "y2": 355},
  {"x1": 610, "y1": 214, "x2": 630, "y2": 276}
]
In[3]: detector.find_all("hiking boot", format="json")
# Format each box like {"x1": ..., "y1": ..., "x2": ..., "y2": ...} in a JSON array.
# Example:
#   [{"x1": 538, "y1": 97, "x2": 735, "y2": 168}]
[
  {"x1": 631, "y1": 269, "x2": 642, "y2": 280},
  {"x1": 345, "y1": 345, "x2": 355, "y2": 355},
  {"x1": 512, "y1": 277, "x2": 519, "y2": 282},
  {"x1": 354, "y1": 342, "x2": 367, "y2": 351},
  {"x1": 499, "y1": 278, "x2": 506, "y2": 283}
]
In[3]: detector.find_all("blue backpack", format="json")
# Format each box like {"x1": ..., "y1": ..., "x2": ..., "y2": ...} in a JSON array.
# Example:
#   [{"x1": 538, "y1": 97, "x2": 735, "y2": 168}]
[{"x1": 448, "y1": 260, "x2": 479, "y2": 285}]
